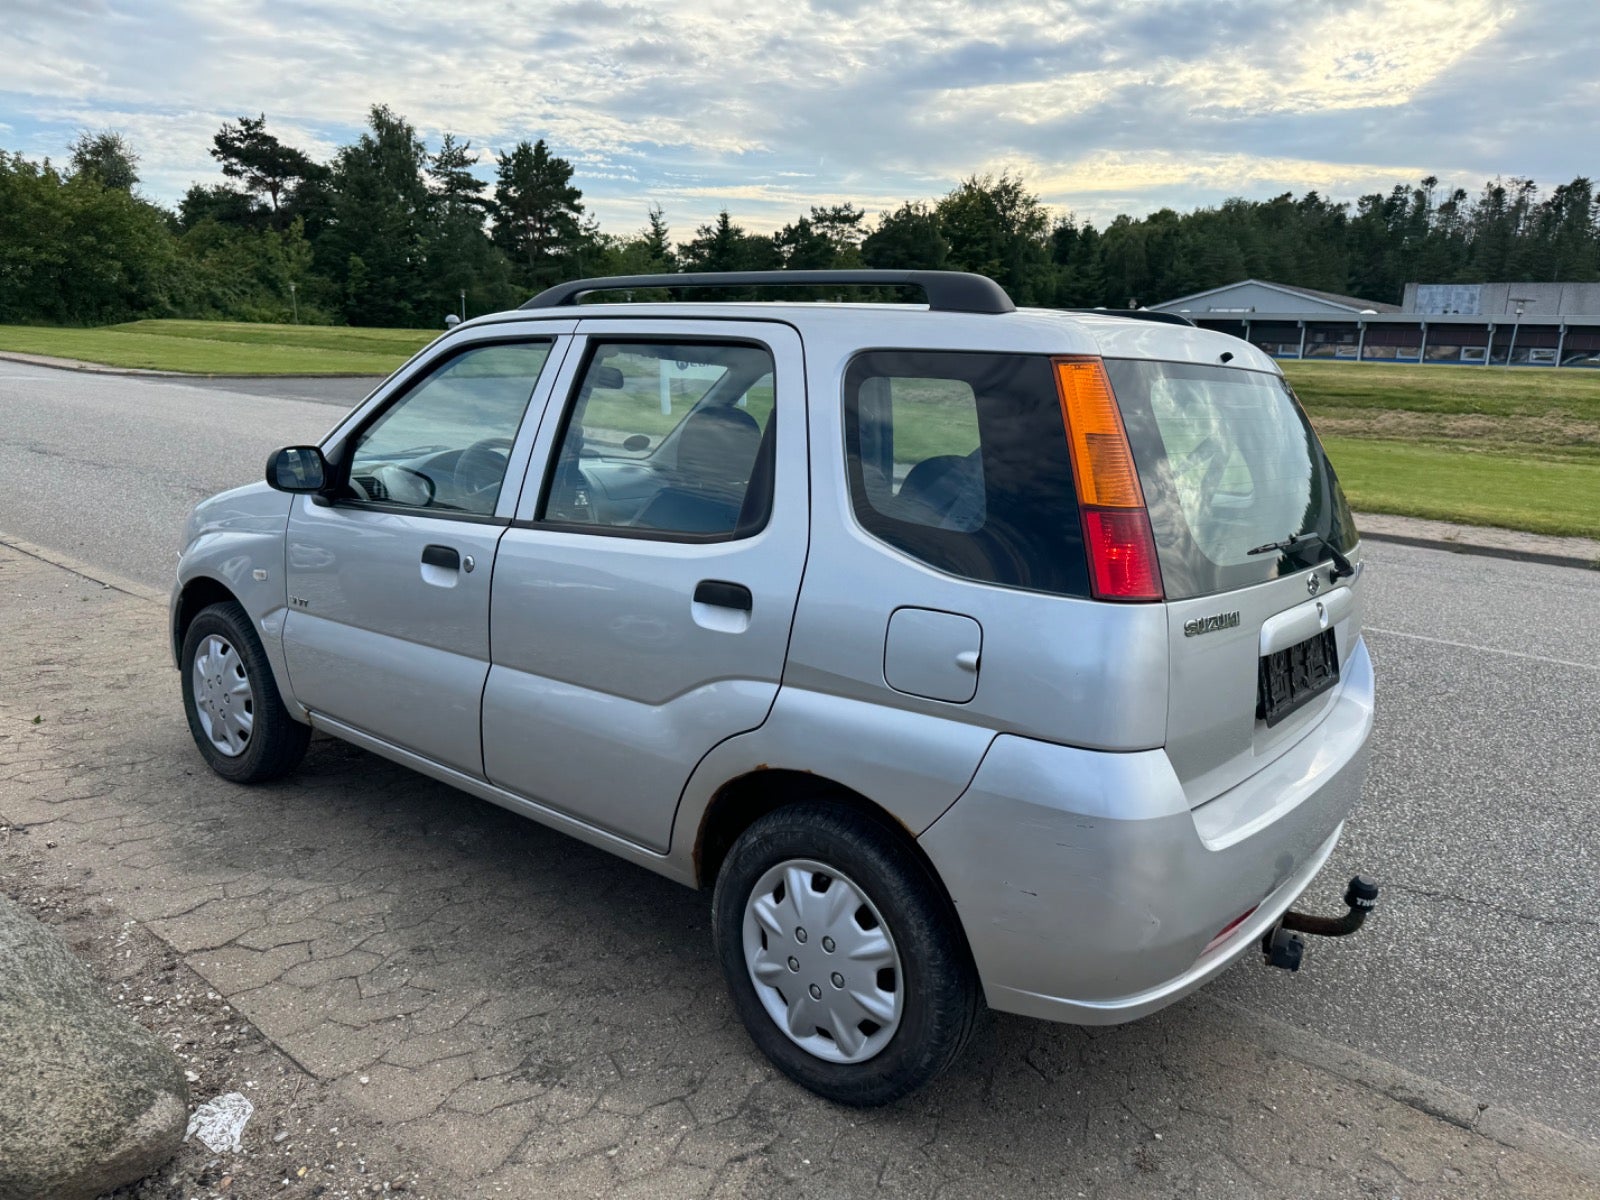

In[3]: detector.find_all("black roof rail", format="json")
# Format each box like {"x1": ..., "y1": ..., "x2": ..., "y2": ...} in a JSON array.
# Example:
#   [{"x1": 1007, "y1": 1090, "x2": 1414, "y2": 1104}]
[
  {"x1": 521, "y1": 270, "x2": 1016, "y2": 315},
  {"x1": 1064, "y1": 308, "x2": 1196, "y2": 328}
]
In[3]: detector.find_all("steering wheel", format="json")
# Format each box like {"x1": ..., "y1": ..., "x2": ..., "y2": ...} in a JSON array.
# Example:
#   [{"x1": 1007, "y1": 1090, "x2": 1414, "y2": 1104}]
[{"x1": 450, "y1": 437, "x2": 515, "y2": 510}]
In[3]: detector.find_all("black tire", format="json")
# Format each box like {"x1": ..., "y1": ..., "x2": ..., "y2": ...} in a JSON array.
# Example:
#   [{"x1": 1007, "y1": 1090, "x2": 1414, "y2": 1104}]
[
  {"x1": 180, "y1": 601, "x2": 310, "y2": 784},
  {"x1": 712, "y1": 801, "x2": 982, "y2": 1106}
]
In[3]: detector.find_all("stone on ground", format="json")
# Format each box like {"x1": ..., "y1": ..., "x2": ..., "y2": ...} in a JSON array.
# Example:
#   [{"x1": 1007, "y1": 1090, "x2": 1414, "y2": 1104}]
[{"x1": 0, "y1": 895, "x2": 188, "y2": 1200}]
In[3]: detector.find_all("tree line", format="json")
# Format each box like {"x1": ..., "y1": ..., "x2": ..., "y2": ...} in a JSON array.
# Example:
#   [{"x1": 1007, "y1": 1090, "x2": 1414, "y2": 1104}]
[{"x1": 3, "y1": 105, "x2": 1598, "y2": 327}]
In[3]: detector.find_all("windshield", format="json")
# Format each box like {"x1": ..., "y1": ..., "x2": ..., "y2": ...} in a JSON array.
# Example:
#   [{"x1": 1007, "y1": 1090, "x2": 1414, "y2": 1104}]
[{"x1": 1106, "y1": 359, "x2": 1356, "y2": 600}]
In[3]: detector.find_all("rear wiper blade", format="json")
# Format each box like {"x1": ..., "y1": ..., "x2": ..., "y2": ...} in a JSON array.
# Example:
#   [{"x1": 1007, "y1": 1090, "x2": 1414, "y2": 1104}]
[{"x1": 1247, "y1": 531, "x2": 1356, "y2": 580}]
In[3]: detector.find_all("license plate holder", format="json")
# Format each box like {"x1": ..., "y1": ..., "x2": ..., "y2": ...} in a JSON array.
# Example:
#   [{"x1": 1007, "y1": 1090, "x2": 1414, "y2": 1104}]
[{"x1": 1257, "y1": 628, "x2": 1339, "y2": 727}]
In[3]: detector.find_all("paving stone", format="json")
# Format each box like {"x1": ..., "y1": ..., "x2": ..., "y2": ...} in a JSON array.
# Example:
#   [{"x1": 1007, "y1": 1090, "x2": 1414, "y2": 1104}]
[
  {"x1": 195, "y1": 942, "x2": 311, "y2": 992},
  {"x1": 396, "y1": 1101, "x2": 541, "y2": 1179},
  {"x1": 334, "y1": 1056, "x2": 476, "y2": 1123}
]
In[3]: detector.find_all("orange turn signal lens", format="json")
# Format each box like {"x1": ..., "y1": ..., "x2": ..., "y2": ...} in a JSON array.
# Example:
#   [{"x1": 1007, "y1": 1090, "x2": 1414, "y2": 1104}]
[
  {"x1": 1053, "y1": 356, "x2": 1163, "y2": 602},
  {"x1": 1052, "y1": 357, "x2": 1145, "y2": 509}
]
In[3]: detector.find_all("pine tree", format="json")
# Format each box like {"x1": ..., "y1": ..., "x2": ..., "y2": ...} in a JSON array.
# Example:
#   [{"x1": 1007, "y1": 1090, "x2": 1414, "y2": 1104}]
[
  {"x1": 320, "y1": 105, "x2": 432, "y2": 325},
  {"x1": 210, "y1": 115, "x2": 323, "y2": 219},
  {"x1": 491, "y1": 139, "x2": 586, "y2": 290}
]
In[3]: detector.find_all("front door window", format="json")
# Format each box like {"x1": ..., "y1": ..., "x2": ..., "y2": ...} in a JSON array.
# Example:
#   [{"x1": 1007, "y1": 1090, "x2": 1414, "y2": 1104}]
[{"x1": 346, "y1": 341, "x2": 553, "y2": 516}]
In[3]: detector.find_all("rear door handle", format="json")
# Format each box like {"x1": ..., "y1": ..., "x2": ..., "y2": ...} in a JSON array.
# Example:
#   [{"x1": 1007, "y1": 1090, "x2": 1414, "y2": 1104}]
[
  {"x1": 694, "y1": 579, "x2": 752, "y2": 612},
  {"x1": 421, "y1": 544, "x2": 460, "y2": 571}
]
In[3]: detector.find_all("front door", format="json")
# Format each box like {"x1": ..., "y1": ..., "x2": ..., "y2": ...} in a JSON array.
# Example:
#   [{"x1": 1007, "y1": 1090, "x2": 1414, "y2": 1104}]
[
  {"x1": 283, "y1": 336, "x2": 565, "y2": 775},
  {"x1": 483, "y1": 320, "x2": 808, "y2": 851}
]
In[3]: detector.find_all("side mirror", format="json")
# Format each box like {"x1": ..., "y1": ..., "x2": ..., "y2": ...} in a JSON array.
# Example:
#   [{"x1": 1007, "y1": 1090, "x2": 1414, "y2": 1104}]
[
  {"x1": 590, "y1": 364, "x2": 625, "y2": 390},
  {"x1": 266, "y1": 446, "x2": 328, "y2": 493}
]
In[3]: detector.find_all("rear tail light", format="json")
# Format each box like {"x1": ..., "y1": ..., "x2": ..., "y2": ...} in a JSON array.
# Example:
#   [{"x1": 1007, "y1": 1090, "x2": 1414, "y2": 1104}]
[
  {"x1": 1052, "y1": 357, "x2": 1164, "y2": 602},
  {"x1": 1081, "y1": 509, "x2": 1163, "y2": 599}
]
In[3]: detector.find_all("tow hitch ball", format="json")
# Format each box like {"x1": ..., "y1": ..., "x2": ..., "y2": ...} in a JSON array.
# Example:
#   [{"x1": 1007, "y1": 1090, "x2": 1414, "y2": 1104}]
[{"x1": 1262, "y1": 875, "x2": 1379, "y2": 972}]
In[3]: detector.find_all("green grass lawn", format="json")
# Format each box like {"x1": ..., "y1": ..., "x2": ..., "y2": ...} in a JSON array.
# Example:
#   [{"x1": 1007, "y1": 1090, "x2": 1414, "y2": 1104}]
[
  {"x1": 1283, "y1": 359, "x2": 1600, "y2": 419},
  {"x1": 5, "y1": 320, "x2": 1600, "y2": 539},
  {"x1": 1322, "y1": 437, "x2": 1600, "y2": 541},
  {"x1": 1285, "y1": 360, "x2": 1600, "y2": 539},
  {"x1": 0, "y1": 320, "x2": 435, "y2": 375}
]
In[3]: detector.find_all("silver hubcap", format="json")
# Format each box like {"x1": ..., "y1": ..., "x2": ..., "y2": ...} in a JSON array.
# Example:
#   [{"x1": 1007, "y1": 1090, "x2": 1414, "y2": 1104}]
[
  {"x1": 192, "y1": 634, "x2": 254, "y2": 758},
  {"x1": 742, "y1": 858, "x2": 903, "y2": 1064}
]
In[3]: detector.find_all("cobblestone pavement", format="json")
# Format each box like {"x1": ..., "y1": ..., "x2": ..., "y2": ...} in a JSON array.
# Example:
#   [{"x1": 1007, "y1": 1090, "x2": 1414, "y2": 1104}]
[{"x1": 2, "y1": 539, "x2": 1596, "y2": 1199}]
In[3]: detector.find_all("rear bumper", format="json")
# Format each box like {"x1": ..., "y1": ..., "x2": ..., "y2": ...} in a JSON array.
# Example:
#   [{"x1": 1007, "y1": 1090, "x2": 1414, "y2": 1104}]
[{"x1": 918, "y1": 636, "x2": 1374, "y2": 1024}]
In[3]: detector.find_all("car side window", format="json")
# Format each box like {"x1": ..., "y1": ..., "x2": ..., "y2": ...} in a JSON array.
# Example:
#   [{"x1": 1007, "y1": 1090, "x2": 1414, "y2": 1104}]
[
  {"x1": 844, "y1": 350, "x2": 1092, "y2": 598},
  {"x1": 345, "y1": 341, "x2": 552, "y2": 517},
  {"x1": 539, "y1": 341, "x2": 776, "y2": 538},
  {"x1": 857, "y1": 376, "x2": 985, "y2": 532}
]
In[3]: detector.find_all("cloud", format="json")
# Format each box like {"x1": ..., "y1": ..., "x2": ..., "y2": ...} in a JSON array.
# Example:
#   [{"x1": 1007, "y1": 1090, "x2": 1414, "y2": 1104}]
[{"x1": 0, "y1": 0, "x2": 1593, "y2": 234}]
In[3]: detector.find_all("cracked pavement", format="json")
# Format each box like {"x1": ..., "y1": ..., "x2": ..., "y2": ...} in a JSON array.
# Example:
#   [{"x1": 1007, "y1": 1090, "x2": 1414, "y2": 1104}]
[{"x1": 2, "y1": 534, "x2": 1598, "y2": 1198}]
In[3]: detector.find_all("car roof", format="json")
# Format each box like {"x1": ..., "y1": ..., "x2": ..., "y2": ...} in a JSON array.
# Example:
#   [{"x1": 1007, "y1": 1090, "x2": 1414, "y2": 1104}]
[{"x1": 457, "y1": 300, "x2": 1281, "y2": 374}]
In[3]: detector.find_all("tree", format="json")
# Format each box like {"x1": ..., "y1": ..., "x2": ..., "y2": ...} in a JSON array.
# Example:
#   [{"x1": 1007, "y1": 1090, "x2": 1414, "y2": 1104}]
[
  {"x1": 678, "y1": 210, "x2": 750, "y2": 272},
  {"x1": 177, "y1": 183, "x2": 262, "y2": 231},
  {"x1": 642, "y1": 204, "x2": 674, "y2": 270},
  {"x1": 935, "y1": 174, "x2": 1052, "y2": 303},
  {"x1": 809, "y1": 203, "x2": 867, "y2": 261},
  {"x1": 773, "y1": 216, "x2": 836, "y2": 269},
  {"x1": 68, "y1": 131, "x2": 139, "y2": 191},
  {"x1": 861, "y1": 202, "x2": 948, "y2": 270},
  {"x1": 319, "y1": 105, "x2": 432, "y2": 325},
  {"x1": 424, "y1": 135, "x2": 512, "y2": 320},
  {"x1": 210, "y1": 115, "x2": 323, "y2": 218},
  {"x1": 676, "y1": 211, "x2": 782, "y2": 296},
  {"x1": 0, "y1": 152, "x2": 177, "y2": 322},
  {"x1": 428, "y1": 134, "x2": 492, "y2": 216},
  {"x1": 492, "y1": 139, "x2": 587, "y2": 290}
]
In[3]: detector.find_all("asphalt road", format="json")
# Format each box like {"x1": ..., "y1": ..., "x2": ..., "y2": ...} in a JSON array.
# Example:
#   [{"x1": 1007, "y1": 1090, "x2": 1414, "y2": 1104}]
[
  {"x1": 3, "y1": 361, "x2": 1598, "y2": 1150},
  {"x1": 0, "y1": 364, "x2": 372, "y2": 591}
]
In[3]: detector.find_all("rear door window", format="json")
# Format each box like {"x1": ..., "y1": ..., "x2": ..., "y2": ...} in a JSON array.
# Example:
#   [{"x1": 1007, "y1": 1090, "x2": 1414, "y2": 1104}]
[
  {"x1": 539, "y1": 340, "x2": 775, "y2": 538},
  {"x1": 844, "y1": 351, "x2": 1089, "y2": 597}
]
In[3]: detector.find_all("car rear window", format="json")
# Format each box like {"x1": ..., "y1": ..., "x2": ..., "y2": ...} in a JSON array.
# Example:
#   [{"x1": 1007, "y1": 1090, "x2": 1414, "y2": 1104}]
[
  {"x1": 844, "y1": 351, "x2": 1089, "y2": 597},
  {"x1": 1106, "y1": 359, "x2": 1357, "y2": 600}
]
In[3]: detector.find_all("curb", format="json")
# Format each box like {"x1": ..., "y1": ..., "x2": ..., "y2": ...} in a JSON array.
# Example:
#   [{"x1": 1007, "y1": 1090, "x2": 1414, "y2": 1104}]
[
  {"x1": 0, "y1": 351, "x2": 187, "y2": 377},
  {"x1": 1202, "y1": 997, "x2": 1600, "y2": 1180},
  {"x1": 0, "y1": 533, "x2": 166, "y2": 606},
  {"x1": 1359, "y1": 529, "x2": 1600, "y2": 572},
  {"x1": 0, "y1": 351, "x2": 382, "y2": 380}
]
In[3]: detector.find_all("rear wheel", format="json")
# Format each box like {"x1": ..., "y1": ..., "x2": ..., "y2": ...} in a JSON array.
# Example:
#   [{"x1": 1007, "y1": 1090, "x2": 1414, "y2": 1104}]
[
  {"x1": 180, "y1": 601, "x2": 309, "y2": 783},
  {"x1": 712, "y1": 801, "x2": 981, "y2": 1105}
]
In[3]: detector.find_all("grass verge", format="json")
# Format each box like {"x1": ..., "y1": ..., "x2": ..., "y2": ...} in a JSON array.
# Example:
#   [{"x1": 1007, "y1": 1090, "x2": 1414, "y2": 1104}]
[
  {"x1": 1283, "y1": 359, "x2": 1600, "y2": 419},
  {"x1": 1290, "y1": 361, "x2": 1600, "y2": 539},
  {"x1": 1323, "y1": 437, "x2": 1600, "y2": 540},
  {"x1": 0, "y1": 320, "x2": 434, "y2": 375}
]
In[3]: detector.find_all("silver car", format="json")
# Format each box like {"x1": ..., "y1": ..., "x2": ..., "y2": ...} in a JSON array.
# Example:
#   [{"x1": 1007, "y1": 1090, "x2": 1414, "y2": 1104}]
[{"x1": 173, "y1": 270, "x2": 1375, "y2": 1105}]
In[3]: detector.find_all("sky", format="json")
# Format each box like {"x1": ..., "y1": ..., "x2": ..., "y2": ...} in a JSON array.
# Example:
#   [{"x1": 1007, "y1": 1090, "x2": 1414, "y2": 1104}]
[{"x1": 3, "y1": 0, "x2": 1597, "y2": 240}]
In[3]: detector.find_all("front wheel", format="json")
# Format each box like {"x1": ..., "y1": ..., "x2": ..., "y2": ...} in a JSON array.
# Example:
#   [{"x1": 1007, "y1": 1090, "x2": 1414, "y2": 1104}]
[
  {"x1": 180, "y1": 601, "x2": 309, "y2": 783},
  {"x1": 712, "y1": 801, "x2": 982, "y2": 1106}
]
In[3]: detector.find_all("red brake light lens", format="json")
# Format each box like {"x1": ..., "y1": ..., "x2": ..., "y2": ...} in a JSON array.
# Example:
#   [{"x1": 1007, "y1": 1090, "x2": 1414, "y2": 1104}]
[{"x1": 1081, "y1": 508, "x2": 1163, "y2": 601}]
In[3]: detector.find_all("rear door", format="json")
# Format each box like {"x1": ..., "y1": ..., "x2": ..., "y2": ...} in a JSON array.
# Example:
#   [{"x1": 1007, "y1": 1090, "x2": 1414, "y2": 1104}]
[
  {"x1": 1106, "y1": 359, "x2": 1365, "y2": 808},
  {"x1": 482, "y1": 319, "x2": 809, "y2": 851}
]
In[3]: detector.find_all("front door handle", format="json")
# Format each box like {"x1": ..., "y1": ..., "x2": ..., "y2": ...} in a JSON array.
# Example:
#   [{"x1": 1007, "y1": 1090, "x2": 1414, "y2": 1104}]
[
  {"x1": 694, "y1": 579, "x2": 752, "y2": 612},
  {"x1": 421, "y1": 544, "x2": 460, "y2": 571}
]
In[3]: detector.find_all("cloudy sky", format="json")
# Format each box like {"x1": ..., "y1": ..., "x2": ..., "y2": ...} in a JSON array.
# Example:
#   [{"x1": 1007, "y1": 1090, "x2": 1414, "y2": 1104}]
[{"x1": 3, "y1": 0, "x2": 1596, "y2": 238}]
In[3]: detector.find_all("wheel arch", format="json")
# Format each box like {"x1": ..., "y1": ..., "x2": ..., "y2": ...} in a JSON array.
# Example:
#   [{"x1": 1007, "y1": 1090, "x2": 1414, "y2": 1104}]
[
  {"x1": 693, "y1": 770, "x2": 971, "y2": 957},
  {"x1": 172, "y1": 576, "x2": 241, "y2": 663}
]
